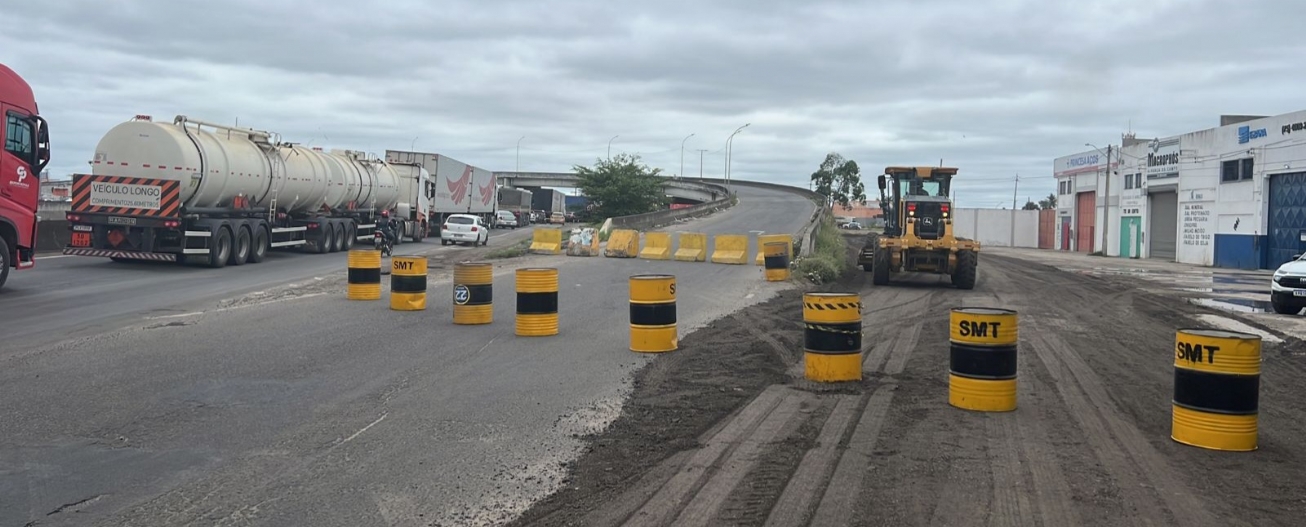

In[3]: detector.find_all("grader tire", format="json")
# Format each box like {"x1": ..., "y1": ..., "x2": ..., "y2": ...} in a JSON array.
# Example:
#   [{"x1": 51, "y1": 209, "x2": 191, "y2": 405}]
[
  {"x1": 872, "y1": 247, "x2": 890, "y2": 285},
  {"x1": 952, "y1": 250, "x2": 978, "y2": 290}
]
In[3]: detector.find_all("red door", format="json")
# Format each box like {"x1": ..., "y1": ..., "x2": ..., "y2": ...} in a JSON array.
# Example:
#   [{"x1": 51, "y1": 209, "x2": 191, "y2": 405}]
[
  {"x1": 1038, "y1": 209, "x2": 1055, "y2": 249},
  {"x1": 1076, "y1": 192, "x2": 1096, "y2": 252}
]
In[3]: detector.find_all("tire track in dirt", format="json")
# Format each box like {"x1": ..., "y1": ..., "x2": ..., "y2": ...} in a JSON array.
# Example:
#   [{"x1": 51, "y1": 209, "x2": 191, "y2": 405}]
[{"x1": 762, "y1": 395, "x2": 862, "y2": 527}]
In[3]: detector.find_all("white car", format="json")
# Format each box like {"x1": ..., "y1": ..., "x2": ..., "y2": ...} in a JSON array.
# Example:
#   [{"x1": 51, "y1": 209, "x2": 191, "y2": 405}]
[
  {"x1": 495, "y1": 210, "x2": 519, "y2": 229},
  {"x1": 1271, "y1": 253, "x2": 1306, "y2": 314},
  {"x1": 440, "y1": 214, "x2": 489, "y2": 246}
]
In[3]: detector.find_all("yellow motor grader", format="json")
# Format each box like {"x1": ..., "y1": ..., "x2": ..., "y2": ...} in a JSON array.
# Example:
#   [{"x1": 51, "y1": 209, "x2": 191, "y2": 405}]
[{"x1": 857, "y1": 166, "x2": 980, "y2": 289}]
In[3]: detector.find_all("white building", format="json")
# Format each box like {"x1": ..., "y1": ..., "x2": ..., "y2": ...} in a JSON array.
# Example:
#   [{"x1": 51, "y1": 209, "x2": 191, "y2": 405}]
[{"x1": 1052, "y1": 109, "x2": 1306, "y2": 269}]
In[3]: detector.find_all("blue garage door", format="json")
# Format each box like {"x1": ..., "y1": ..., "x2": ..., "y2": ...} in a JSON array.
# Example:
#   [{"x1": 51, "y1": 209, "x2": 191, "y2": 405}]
[{"x1": 1268, "y1": 172, "x2": 1306, "y2": 268}]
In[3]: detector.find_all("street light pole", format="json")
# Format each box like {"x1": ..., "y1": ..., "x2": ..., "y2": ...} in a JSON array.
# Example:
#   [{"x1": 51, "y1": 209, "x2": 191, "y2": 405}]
[
  {"x1": 725, "y1": 123, "x2": 750, "y2": 189},
  {"x1": 680, "y1": 133, "x2": 695, "y2": 178},
  {"x1": 516, "y1": 135, "x2": 525, "y2": 172},
  {"x1": 608, "y1": 135, "x2": 619, "y2": 160},
  {"x1": 697, "y1": 149, "x2": 708, "y2": 179}
]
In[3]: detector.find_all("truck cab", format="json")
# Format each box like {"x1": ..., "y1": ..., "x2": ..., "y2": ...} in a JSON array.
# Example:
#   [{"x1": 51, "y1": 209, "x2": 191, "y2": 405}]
[{"x1": 0, "y1": 63, "x2": 51, "y2": 289}]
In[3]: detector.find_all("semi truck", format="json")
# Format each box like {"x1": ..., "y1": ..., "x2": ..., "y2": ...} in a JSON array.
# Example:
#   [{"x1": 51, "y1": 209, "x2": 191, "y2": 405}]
[
  {"x1": 64, "y1": 115, "x2": 401, "y2": 267},
  {"x1": 0, "y1": 63, "x2": 52, "y2": 290},
  {"x1": 384, "y1": 150, "x2": 498, "y2": 233},
  {"x1": 531, "y1": 188, "x2": 566, "y2": 216},
  {"x1": 390, "y1": 162, "x2": 431, "y2": 242}
]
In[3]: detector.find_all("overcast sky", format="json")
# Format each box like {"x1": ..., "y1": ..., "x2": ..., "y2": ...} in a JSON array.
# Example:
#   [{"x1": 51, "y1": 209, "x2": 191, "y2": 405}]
[{"x1": 5, "y1": 0, "x2": 1304, "y2": 208}]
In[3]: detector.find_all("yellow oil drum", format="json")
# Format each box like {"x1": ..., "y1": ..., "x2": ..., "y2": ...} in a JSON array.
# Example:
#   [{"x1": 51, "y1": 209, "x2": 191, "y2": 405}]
[
  {"x1": 1172, "y1": 328, "x2": 1261, "y2": 452},
  {"x1": 516, "y1": 268, "x2": 559, "y2": 336},
  {"x1": 629, "y1": 274, "x2": 677, "y2": 353},
  {"x1": 803, "y1": 292, "x2": 862, "y2": 382},
  {"x1": 389, "y1": 255, "x2": 427, "y2": 311},
  {"x1": 347, "y1": 249, "x2": 382, "y2": 300},
  {"x1": 763, "y1": 242, "x2": 790, "y2": 281},
  {"x1": 453, "y1": 261, "x2": 493, "y2": 324},
  {"x1": 948, "y1": 307, "x2": 1018, "y2": 412}
]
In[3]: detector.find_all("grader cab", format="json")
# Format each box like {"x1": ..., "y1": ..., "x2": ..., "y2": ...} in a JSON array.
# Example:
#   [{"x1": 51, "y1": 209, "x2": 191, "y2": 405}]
[{"x1": 857, "y1": 166, "x2": 980, "y2": 289}]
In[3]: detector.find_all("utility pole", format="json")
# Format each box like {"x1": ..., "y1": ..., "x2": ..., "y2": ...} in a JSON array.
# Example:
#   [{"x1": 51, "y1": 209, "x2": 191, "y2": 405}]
[
  {"x1": 608, "y1": 135, "x2": 619, "y2": 160},
  {"x1": 1100, "y1": 144, "x2": 1112, "y2": 255},
  {"x1": 696, "y1": 149, "x2": 708, "y2": 179},
  {"x1": 1011, "y1": 173, "x2": 1019, "y2": 247}
]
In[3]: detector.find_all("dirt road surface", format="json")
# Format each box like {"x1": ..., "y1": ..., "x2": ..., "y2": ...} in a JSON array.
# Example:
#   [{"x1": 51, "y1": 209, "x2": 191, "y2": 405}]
[{"x1": 511, "y1": 236, "x2": 1306, "y2": 527}]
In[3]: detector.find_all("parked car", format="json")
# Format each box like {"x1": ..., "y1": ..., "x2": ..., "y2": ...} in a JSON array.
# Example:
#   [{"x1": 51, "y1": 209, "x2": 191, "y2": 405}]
[
  {"x1": 495, "y1": 210, "x2": 519, "y2": 229},
  {"x1": 565, "y1": 212, "x2": 578, "y2": 223},
  {"x1": 441, "y1": 214, "x2": 489, "y2": 246},
  {"x1": 1271, "y1": 253, "x2": 1306, "y2": 314},
  {"x1": 549, "y1": 212, "x2": 566, "y2": 225}
]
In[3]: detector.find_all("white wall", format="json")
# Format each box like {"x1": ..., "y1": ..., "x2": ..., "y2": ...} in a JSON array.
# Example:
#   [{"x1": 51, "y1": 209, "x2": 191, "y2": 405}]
[{"x1": 952, "y1": 208, "x2": 1040, "y2": 248}]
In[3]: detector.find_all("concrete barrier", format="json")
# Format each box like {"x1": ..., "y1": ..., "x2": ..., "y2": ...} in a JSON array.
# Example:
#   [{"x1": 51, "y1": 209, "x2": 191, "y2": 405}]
[
  {"x1": 604, "y1": 229, "x2": 639, "y2": 258},
  {"x1": 638, "y1": 232, "x2": 672, "y2": 260},
  {"x1": 754, "y1": 234, "x2": 792, "y2": 265},
  {"x1": 674, "y1": 232, "x2": 707, "y2": 262},
  {"x1": 710, "y1": 234, "x2": 748, "y2": 264},
  {"x1": 607, "y1": 197, "x2": 734, "y2": 232},
  {"x1": 528, "y1": 228, "x2": 563, "y2": 255},
  {"x1": 566, "y1": 228, "x2": 601, "y2": 256}
]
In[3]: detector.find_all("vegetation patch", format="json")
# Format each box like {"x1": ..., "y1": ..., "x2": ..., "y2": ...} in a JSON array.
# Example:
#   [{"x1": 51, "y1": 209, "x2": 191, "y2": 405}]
[
  {"x1": 485, "y1": 240, "x2": 530, "y2": 259},
  {"x1": 793, "y1": 213, "x2": 846, "y2": 284}
]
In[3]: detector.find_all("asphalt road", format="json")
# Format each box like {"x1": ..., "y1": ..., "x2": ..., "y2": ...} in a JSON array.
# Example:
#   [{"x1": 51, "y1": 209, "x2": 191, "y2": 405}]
[
  {"x1": 0, "y1": 224, "x2": 531, "y2": 351},
  {"x1": 0, "y1": 184, "x2": 816, "y2": 526}
]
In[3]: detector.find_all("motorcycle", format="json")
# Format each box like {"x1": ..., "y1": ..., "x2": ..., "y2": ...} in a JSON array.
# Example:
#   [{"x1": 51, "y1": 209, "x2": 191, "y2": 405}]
[{"x1": 374, "y1": 230, "x2": 393, "y2": 256}]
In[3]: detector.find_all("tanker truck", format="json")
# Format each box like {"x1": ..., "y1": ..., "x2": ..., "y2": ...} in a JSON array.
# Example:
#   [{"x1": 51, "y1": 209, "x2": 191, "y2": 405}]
[
  {"x1": 63, "y1": 115, "x2": 401, "y2": 267},
  {"x1": 0, "y1": 63, "x2": 52, "y2": 290}
]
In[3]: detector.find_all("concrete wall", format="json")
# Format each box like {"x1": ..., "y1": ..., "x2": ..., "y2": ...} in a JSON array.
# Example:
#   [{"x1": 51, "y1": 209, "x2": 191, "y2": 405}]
[
  {"x1": 608, "y1": 198, "x2": 734, "y2": 231},
  {"x1": 951, "y1": 208, "x2": 1040, "y2": 248}
]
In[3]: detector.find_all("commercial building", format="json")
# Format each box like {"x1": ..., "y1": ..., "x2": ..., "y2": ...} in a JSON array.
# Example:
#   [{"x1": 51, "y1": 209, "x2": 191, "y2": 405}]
[{"x1": 1051, "y1": 108, "x2": 1306, "y2": 270}]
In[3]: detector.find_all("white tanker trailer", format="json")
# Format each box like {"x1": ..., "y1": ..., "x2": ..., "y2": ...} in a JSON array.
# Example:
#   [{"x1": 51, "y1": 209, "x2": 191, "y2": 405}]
[{"x1": 63, "y1": 115, "x2": 407, "y2": 267}]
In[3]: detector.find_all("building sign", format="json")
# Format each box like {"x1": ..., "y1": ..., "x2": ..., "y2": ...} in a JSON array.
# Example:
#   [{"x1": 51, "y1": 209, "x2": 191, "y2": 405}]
[
  {"x1": 1238, "y1": 125, "x2": 1268, "y2": 144},
  {"x1": 1181, "y1": 191, "x2": 1213, "y2": 248},
  {"x1": 1054, "y1": 150, "x2": 1108, "y2": 177},
  {"x1": 1283, "y1": 121, "x2": 1306, "y2": 135},
  {"x1": 1145, "y1": 138, "x2": 1180, "y2": 179}
]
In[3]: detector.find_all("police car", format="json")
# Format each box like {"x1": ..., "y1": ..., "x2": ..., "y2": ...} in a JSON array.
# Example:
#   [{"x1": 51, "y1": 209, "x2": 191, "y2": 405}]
[{"x1": 1270, "y1": 253, "x2": 1306, "y2": 315}]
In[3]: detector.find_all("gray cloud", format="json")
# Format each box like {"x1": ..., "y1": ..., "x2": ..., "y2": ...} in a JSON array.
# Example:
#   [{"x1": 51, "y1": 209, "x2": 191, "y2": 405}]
[{"x1": 4, "y1": 0, "x2": 1304, "y2": 208}]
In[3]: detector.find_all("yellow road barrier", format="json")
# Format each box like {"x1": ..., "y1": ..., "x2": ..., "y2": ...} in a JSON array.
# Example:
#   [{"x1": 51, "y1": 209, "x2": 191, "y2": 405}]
[
  {"x1": 516, "y1": 268, "x2": 559, "y2": 336},
  {"x1": 755, "y1": 234, "x2": 792, "y2": 265},
  {"x1": 948, "y1": 307, "x2": 1018, "y2": 412},
  {"x1": 674, "y1": 232, "x2": 707, "y2": 262},
  {"x1": 710, "y1": 234, "x2": 748, "y2": 264},
  {"x1": 528, "y1": 228, "x2": 563, "y2": 255},
  {"x1": 605, "y1": 229, "x2": 639, "y2": 258},
  {"x1": 347, "y1": 249, "x2": 382, "y2": 300},
  {"x1": 390, "y1": 255, "x2": 427, "y2": 311},
  {"x1": 453, "y1": 261, "x2": 493, "y2": 324},
  {"x1": 763, "y1": 242, "x2": 790, "y2": 281},
  {"x1": 803, "y1": 292, "x2": 863, "y2": 382},
  {"x1": 1172, "y1": 328, "x2": 1261, "y2": 452},
  {"x1": 639, "y1": 232, "x2": 672, "y2": 260},
  {"x1": 630, "y1": 274, "x2": 677, "y2": 353}
]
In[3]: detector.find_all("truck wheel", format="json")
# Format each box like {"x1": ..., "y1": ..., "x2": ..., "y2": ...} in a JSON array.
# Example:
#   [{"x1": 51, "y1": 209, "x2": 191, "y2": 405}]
[
  {"x1": 324, "y1": 225, "x2": 338, "y2": 253},
  {"x1": 209, "y1": 227, "x2": 232, "y2": 269},
  {"x1": 952, "y1": 250, "x2": 978, "y2": 290},
  {"x1": 343, "y1": 223, "x2": 356, "y2": 250},
  {"x1": 872, "y1": 248, "x2": 890, "y2": 285},
  {"x1": 230, "y1": 227, "x2": 251, "y2": 266},
  {"x1": 333, "y1": 224, "x2": 346, "y2": 253},
  {"x1": 249, "y1": 227, "x2": 268, "y2": 263},
  {"x1": 0, "y1": 236, "x2": 9, "y2": 289}
]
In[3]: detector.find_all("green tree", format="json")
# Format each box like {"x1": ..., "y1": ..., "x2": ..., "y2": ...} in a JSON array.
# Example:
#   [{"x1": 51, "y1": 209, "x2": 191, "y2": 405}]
[
  {"x1": 1022, "y1": 200, "x2": 1040, "y2": 210},
  {"x1": 810, "y1": 152, "x2": 867, "y2": 210},
  {"x1": 573, "y1": 153, "x2": 668, "y2": 218},
  {"x1": 1037, "y1": 193, "x2": 1057, "y2": 210}
]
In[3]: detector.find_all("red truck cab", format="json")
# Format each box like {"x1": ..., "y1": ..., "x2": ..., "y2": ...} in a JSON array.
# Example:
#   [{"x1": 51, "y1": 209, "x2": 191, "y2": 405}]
[{"x1": 0, "y1": 63, "x2": 51, "y2": 289}]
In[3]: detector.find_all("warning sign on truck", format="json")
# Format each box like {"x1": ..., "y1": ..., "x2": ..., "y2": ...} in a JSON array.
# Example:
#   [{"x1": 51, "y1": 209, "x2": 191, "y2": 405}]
[{"x1": 89, "y1": 182, "x2": 163, "y2": 210}]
